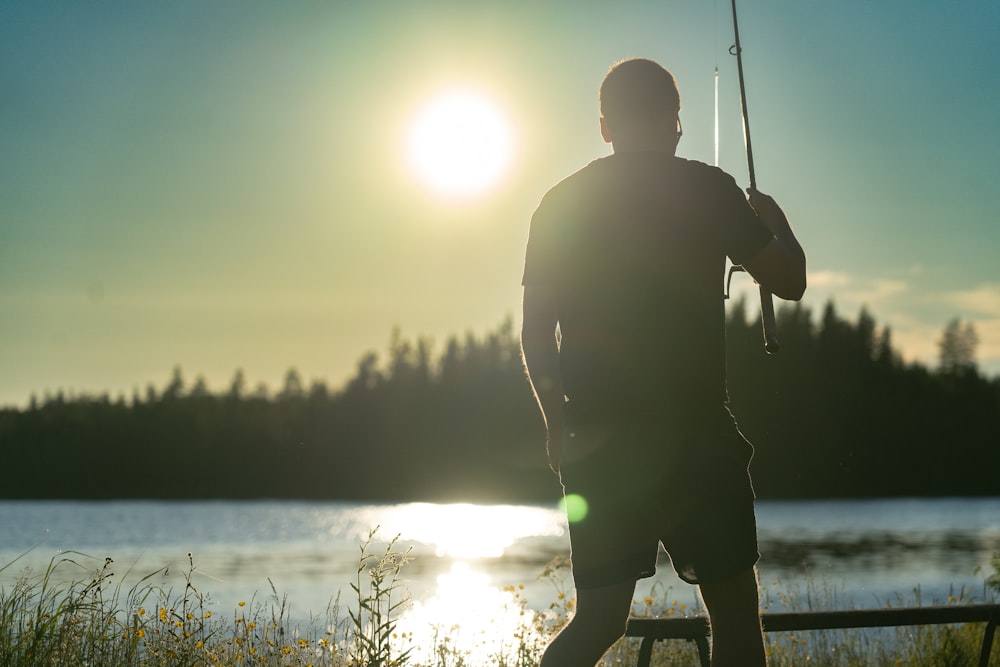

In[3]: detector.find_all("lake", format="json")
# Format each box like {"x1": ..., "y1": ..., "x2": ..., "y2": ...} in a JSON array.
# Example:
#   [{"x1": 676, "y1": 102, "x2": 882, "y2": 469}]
[{"x1": 1, "y1": 498, "x2": 998, "y2": 656}]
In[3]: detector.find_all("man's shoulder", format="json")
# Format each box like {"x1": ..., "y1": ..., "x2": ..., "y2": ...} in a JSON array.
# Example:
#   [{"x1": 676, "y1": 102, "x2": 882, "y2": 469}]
[
  {"x1": 672, "y1": 156, "x2": 739, "y2": 185},
  {"x1": 534, "y1": 157, "x2": 612, "y2": 217},
  {"x1": 546, "y1": 156, "x2": 613, "y2": 193}
]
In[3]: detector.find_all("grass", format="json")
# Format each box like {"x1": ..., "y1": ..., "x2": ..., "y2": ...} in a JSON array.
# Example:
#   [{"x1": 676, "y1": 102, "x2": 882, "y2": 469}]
[{"x1": 0, "y1": 536, "x2": 997, "y2": 666}]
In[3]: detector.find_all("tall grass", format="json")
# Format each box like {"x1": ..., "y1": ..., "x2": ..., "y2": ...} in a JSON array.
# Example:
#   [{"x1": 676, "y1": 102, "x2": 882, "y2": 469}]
[{"x1": 1, "y1": 536, "x2": 997, "y2": 666}]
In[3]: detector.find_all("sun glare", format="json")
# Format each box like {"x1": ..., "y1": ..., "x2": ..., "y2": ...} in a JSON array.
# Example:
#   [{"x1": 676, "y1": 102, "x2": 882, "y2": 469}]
[
  {"x1": 406, "y1": 88, "x2": 515, "y2": 199},
  {"x1": 359, "y1": 503, "x2": 564, "y2": 559}
]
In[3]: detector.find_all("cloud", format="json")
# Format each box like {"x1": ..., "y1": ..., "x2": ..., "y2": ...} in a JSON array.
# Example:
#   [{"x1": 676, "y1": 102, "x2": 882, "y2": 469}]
[
  {"x1": 807, "y1": 269, "x2": 851, "y2": 289},
  {"x1": 943, "y1": 283, "x2": 1000, "y2": 316}
]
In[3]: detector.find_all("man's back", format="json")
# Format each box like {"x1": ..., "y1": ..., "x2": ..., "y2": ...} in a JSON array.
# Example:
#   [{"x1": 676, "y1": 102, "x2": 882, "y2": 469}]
[{"x1": 522, "y1": 152, "x2": 771, "y2": 418}]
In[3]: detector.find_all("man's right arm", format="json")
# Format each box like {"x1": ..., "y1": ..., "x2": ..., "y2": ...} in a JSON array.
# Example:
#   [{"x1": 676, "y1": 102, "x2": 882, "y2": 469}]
[
  {"x1": 520, "y1": 285, "x2": 565, "y2": 473},
  {"x1": 741, "y1": 189, "x2": 807, "y2": 301}
]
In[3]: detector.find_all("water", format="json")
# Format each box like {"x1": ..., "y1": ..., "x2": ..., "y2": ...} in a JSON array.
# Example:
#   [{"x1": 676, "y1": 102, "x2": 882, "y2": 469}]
[{"x1": 1, "y1": 498, "x2": 997, "y2": 655}]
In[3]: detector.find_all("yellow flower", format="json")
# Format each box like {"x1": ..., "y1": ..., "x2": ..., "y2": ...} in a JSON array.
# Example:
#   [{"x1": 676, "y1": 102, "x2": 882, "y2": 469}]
[
  {"x1": 136, "y1": 628, "x2": 145, "y2": 638},
  {"x1": 238, "y1": 600, "x2": 246, "y2": 607},
  {"x1": 137, "y1": 608, "x2": 146, "y2": 616},
  {"x1": 204, "y1": 611, "x2": 212, "y2": 618}
]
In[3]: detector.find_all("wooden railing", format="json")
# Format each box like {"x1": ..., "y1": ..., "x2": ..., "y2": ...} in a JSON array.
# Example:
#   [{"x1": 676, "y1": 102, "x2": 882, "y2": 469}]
[{"x1": 624, "y1": 604, "x2": 1000, "y2": 667}]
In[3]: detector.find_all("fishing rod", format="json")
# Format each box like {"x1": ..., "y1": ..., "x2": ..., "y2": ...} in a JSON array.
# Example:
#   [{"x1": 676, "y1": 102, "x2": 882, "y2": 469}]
[{"x1": 728, "y1": 0, "x2": 780, "y2": 353}]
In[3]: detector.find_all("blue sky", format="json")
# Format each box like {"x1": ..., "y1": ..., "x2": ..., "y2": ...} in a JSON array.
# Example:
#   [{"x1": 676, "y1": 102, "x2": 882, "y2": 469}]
[{"x1": 1, "y1": 0, "x2": 998, "y2": 406}]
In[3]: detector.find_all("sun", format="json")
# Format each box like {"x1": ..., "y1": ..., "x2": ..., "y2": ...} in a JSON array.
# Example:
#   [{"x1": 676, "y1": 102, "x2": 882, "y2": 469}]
[{"x1": 406, "y1": 88, "x2": 515, "y2": 198}]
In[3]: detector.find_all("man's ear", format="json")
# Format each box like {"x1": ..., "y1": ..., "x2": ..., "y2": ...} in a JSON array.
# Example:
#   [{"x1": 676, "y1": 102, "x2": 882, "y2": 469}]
[{"x1": 600, "y1": 117, "x2": 613, "y2": 144}]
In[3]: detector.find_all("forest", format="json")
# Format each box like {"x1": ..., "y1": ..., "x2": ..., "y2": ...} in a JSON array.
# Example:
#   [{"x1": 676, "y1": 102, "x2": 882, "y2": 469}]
[{"x1": 0, "y1": 299, "x2": 997, "y2": 502}]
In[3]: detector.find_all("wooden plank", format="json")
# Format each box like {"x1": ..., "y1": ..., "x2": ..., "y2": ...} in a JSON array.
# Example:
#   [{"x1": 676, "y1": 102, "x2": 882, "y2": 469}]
[{"x1": 624, "y1": 604, "x2": 1000, "y2": 667}]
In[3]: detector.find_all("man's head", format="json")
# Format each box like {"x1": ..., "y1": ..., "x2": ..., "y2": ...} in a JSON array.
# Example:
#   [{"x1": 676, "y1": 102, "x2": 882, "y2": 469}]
[{"x1": 599, "y1": 58, "x2": 681, "y2": 152}]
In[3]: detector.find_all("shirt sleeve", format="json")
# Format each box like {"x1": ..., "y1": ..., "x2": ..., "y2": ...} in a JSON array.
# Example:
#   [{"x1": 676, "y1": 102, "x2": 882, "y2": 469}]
[{"x1": 521, "y1": 190, "x2": 564, "y2": 286}]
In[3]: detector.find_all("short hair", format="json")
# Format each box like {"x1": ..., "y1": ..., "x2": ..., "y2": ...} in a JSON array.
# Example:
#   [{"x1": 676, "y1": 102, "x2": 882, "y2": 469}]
[{"x1": 599, "y1": 58, "x2": 681, "y2": 129}]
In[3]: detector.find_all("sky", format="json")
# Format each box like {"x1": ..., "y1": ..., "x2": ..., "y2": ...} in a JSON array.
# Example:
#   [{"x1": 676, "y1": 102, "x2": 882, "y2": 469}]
[{"x1": 2, "y1": 0, "x2": 998, "y2": 407}]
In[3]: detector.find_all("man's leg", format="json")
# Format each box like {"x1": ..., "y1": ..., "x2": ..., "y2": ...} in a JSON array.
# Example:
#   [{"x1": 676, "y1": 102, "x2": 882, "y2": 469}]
[
  {"x1": 698, "y1": 567, "x2": 766, "y2": 667},
  {"x1": 539, "y1": 579, "x2": 635, "y2": 667}
]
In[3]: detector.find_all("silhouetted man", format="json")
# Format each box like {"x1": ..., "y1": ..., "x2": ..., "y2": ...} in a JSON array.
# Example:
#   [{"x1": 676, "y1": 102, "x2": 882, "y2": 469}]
[{"x1": 520, "y1": 58, "x2": 806, "y2": 667}]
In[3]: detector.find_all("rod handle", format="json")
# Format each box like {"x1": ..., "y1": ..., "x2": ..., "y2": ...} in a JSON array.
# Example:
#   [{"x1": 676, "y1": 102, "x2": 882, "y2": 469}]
[{"x1": 760, "y1": 286, "x2": 779, "y2": 354}]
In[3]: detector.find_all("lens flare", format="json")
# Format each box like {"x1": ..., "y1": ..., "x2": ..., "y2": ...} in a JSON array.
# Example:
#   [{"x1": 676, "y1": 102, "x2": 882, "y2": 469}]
[{"x1": 559, "y1": 494, "x2": 589, "y2": 523}]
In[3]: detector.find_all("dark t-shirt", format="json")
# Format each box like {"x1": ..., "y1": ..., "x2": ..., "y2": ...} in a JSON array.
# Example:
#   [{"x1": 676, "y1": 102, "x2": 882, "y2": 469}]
[{"x1": 522, "y1": 152, "x2": 772, "y2": 422}]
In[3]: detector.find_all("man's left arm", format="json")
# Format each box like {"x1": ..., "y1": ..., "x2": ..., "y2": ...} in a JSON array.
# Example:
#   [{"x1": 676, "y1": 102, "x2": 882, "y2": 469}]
[{"x1": 520, "y1": 285, "x2": 565, "y2": 474}]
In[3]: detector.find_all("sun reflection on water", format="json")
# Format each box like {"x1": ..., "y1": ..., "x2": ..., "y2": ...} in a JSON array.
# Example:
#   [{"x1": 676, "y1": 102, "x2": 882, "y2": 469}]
[
  {"x1": 332, "y1": 503, "x2": 568, "y2": 661},
  {"x1": 344, "y1": 502, "x2": 566, "y2": 559},
  {"x1": 397, "y1": 561, "x2": 543, "y2": 664}
]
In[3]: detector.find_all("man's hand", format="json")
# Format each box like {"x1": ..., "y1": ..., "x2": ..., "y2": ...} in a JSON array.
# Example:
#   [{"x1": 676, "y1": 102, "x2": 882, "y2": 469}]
[
  {"x1": 746, "y1": 188, "x2": 785, "y2": 236},
  {"x1": 741, "y1": 189, "x2": 807, "y2": 301}
]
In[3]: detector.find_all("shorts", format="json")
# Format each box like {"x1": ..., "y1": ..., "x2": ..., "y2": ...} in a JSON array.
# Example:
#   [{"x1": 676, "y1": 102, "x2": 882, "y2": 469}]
[{"x1": 557, "y1": 402, "x2": 760, "y2": 589}]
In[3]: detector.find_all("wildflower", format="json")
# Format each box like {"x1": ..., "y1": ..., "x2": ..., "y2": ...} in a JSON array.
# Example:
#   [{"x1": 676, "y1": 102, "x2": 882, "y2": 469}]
[
  {"x1": 138, "y1": 608, "x2": 146, "y2": 616},
  {"x1": 204, "y1": 611, "x2": 212, "y2": 618},
  {"x1": 238, "y1": 600, "x2": 246, "y2": 607},
  {"x1": 136, "y1": 628, "x2": 145, "y2": 638}
]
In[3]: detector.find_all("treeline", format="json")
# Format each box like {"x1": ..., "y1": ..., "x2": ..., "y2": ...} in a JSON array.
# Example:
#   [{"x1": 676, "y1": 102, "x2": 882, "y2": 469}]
[{"x1": 0, "y1": 303, "x2": 997, "y2": 501}]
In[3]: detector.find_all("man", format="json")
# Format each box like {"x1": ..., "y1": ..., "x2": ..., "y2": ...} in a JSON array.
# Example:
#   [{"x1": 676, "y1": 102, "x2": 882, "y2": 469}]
[{"x1": 520, "y1": 58, "x2": 806, "y2": 667}]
